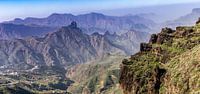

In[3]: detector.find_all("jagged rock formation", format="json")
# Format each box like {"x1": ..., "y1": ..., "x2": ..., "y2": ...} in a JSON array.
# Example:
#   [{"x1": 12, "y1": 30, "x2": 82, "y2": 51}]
[{"x1": 120, "y1": 19, "x2": 200, "y2": 94}]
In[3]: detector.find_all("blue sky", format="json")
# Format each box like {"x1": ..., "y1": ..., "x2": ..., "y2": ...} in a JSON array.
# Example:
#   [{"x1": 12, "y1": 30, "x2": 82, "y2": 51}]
[{"x1": 0, "y1": 0, "x2": 200, "y2": 21}]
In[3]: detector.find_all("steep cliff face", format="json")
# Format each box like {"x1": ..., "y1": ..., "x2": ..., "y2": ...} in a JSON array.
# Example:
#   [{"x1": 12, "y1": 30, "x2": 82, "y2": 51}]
[{"x1": 120, "y1": 19, "x2": 200, "y2": 94}]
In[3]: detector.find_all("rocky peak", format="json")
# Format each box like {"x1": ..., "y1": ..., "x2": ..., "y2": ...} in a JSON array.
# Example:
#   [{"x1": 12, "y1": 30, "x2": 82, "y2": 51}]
[{"x1": 68, "y1": 21, "x2": 78, "y2": 28}]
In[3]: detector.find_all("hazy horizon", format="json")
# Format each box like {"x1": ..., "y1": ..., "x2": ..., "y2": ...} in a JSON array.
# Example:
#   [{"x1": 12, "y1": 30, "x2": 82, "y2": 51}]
[{"x1": 0, "y1": 0, "x2": 200, "y2": 22}]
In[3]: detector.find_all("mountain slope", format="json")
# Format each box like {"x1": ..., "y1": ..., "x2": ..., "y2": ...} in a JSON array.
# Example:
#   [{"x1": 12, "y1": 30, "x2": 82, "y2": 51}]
[
  {"x1": 66, "y1": 54, "x2": 125, "y2": 94},
  {"x1": 161, "y1": 44, "x2": 200, "y2": 93},
  {"x1": 0, "y1": 22, "x2": 127, "y2": 71},
  {"x1": 120, "y1": 19, "x2": 200, "y2": 94}
]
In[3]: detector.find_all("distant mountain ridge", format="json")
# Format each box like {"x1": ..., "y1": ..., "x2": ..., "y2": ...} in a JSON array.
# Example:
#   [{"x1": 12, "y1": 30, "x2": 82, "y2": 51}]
[
  {"x1": 7, "y1": 12, "x2": 155, "y2": 34},
  {"x1": 165, "y1": 8, "x2": 200, "y2": 28},
  {"x1": 0, "y1": 23, "x2": 57, "y2": 39}
]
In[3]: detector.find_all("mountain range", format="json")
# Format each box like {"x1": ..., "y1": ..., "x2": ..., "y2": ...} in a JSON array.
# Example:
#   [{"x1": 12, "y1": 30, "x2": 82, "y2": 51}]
[
  {"x1": 165, "y1": 8, "x2": 200, "y2": 28},
  {"x1": 0, "y1": 12, "x2": 153, "y2": 93},
  {"x1": 6, "y1": 12, "x2": 155, "y2": 35},
  {"x1": 1, "y1": 8, "x2": 200, "y2": 40},
  {"x1": 0, "y1": 21, "x2": 149, "y2": 72}
]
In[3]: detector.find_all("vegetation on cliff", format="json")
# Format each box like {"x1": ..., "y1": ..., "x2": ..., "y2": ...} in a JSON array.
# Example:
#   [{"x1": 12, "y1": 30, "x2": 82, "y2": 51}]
[{"x1": 120, "y1": 19, "x2": 200, "y2": 94}]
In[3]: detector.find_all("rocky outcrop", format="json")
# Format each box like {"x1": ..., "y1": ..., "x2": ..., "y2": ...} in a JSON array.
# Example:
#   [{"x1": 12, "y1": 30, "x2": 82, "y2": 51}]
[
  {"x1": 120, "y1": 19, "x2": 200, "y2": 94},
  {"x1": 149, "y1": 34, "x2": 158, "y2": 44},
  {"x1": 140, "y1": 43, "x2": 152, "y2": 52}
]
